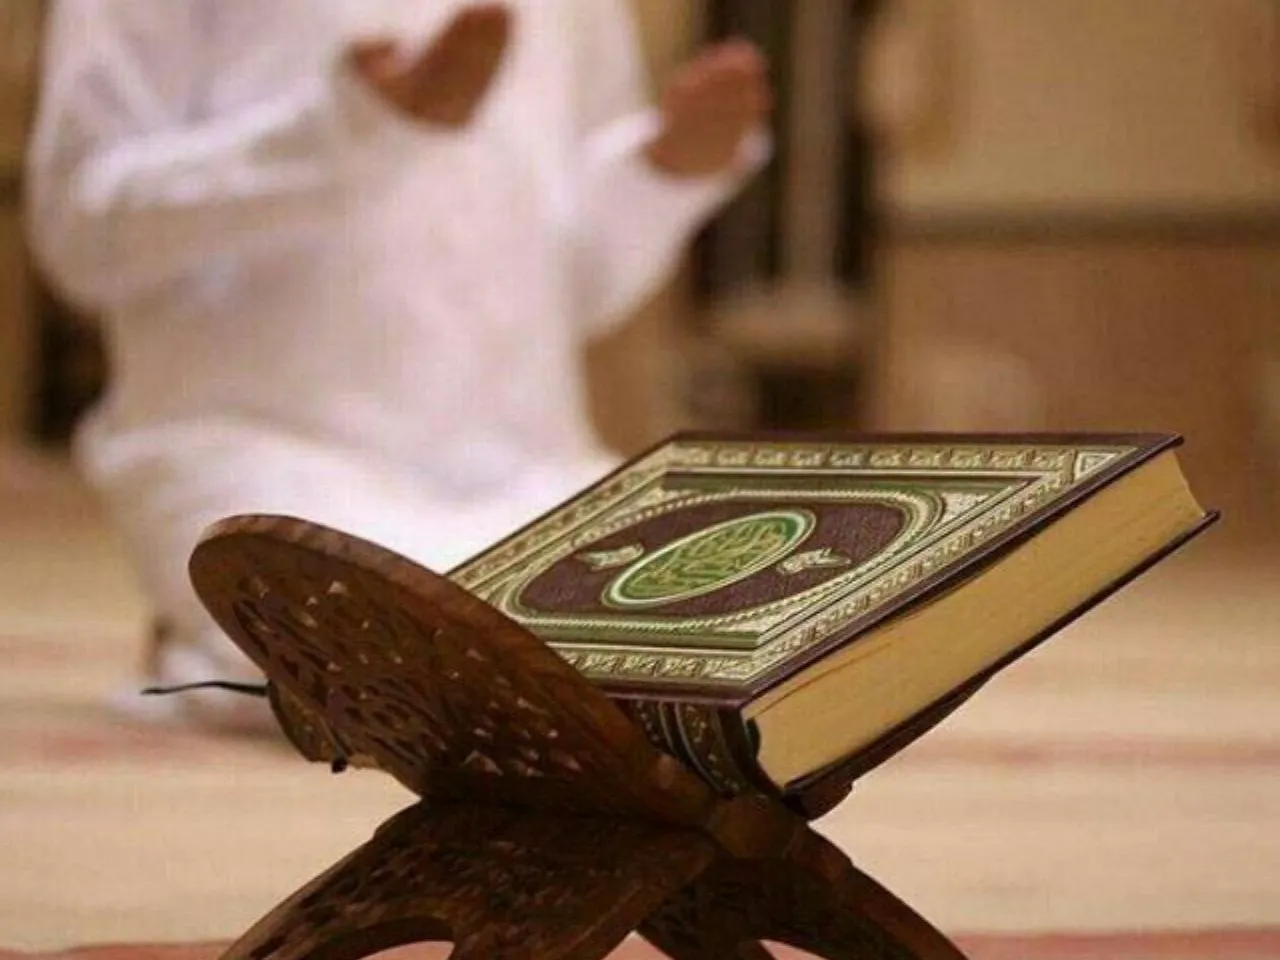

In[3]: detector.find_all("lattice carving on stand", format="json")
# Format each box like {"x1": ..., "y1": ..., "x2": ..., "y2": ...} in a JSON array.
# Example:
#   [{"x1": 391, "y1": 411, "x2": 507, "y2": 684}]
[
  {"x1": 190, "y1": 515, "x2": 971, "y2": 960},
  {"x1": 192, "y1": 516, "x2": 716, "y2": 824},
  {"x1": 222, "y1": 803, "x2": 717, "y2": 960}
]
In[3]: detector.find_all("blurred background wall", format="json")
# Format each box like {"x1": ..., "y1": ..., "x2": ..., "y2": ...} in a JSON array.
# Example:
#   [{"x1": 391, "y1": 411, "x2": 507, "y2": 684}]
[
  {"x1": 622, "y1": 0, "x2": 1280, "y2": 547},
  {"x1": 864, "y1": 0, "x2": 1280, "y2": 547},
  {"x1": 2, "y1": 0, "x2": 1277, "y2": 541}
]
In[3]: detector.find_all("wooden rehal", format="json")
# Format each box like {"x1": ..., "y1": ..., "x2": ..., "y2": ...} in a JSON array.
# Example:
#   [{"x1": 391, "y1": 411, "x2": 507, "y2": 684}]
[{"x1": 189, "y1": 515, "x2": 971, "y2": 960}]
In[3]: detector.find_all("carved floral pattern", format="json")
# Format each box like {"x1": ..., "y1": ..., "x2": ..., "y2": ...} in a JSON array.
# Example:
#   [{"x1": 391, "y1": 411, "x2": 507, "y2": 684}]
[{"x1": 190, "y1": 518, "x2": 717, "y2": 824}]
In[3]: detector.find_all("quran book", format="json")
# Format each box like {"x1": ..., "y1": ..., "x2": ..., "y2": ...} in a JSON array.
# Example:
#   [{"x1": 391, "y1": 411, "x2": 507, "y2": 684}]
[{"x1": 448, "y1": 433, "x2": 1213, "y2": 800}]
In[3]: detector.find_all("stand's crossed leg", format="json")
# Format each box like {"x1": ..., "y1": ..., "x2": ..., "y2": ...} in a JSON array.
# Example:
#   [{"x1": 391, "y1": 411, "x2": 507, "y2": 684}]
[
  {"x1": 219, "y1": 800, "x2": 967, "y2": 960},
  {"x1": 640, "y1": 835, "x2": 970, "y2": 960},
  {"x1": 220, "y1": 802, "x2": 715, "y2": 960}
]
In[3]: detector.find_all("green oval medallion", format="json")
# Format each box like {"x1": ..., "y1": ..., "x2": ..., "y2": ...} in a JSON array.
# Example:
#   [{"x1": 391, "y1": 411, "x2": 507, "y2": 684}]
[{"x1": 604, "y1": 510, "x2": 815, "y2": 609}]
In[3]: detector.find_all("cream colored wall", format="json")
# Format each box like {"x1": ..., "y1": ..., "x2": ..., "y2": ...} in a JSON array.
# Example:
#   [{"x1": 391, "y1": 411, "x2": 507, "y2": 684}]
[
  {"x1": 871, "y1": 241, "x2": 1280, "y2": 535},
  {"x1": 866, "y1": 0, "x2": 1280, "y2": 540},
  {"x1": 871, "y1": 0, "x2": 1280, "y2": 219},
  {"x1": 628, "y1": 0, "x2": 701, "y2": 81}
]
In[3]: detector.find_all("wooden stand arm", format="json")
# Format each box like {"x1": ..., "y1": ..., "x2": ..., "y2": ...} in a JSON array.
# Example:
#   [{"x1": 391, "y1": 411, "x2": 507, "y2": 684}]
[
  {"x1": 194, "y1": 516, "x2": 972, "y2": 960},
  {"x1": 642, "y1": 829, "x2": 968, "y2": 960},
  {"x1": 221, "y1": 802, "x2": 717, "y2": 960},
  {"x1": 222, "y1": 797, "x2": 968, "y2": 960}
]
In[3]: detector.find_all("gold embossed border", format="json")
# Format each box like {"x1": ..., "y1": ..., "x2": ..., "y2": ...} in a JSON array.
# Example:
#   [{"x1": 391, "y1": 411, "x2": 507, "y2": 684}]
[
  {"x1": 452, "y1": 440, "x2": 1135, "y2": 689},
  {"x1": 497, "y1": 486, "x2": 944, "y2": 644}
]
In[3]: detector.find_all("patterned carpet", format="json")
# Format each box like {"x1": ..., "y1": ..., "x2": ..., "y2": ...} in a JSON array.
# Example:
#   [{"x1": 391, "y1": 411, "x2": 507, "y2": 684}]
[{"x1": 1, "y1": 450, "x2": 1277, "y2": 956}]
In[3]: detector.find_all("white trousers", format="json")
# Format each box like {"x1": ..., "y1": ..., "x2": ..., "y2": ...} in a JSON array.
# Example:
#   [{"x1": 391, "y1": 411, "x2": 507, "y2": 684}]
[{"x1": 77, "y1": 417, "x2": 612, "y2": 678}]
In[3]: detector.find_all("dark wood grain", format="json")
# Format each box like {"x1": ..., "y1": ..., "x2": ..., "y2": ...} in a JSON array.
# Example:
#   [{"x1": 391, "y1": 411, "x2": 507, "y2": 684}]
[
  {"x1": 190, "y1": 514, "x2": 970, "y2": 960},
  {"x1": 219, "y1": 802, "x2": 717, "y2": 960},
  {"x1": 642, "y1": 828, "x2": 968, "y2": 960},
  {"x1": 190, "y1": 516, "x2": 718, "y2": 825}
]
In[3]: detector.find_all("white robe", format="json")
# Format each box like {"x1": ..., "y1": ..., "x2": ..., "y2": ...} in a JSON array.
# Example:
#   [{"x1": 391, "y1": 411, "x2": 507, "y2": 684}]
[{"x1": 26, "y1": 0, "x2": 766, "y2": 664}]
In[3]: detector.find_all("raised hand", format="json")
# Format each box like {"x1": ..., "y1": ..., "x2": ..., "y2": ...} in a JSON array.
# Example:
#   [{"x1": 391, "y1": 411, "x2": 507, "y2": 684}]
[
  {"x1": 347, "y1": 3, "x2": 512, "y2": 129},
  {"x1": 646, "y1": 40, "x2": 772, "y2": 178}
]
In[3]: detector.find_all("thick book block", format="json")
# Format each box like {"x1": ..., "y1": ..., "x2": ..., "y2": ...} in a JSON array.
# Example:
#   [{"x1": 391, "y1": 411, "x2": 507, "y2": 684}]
[{"x1": 446, "y1": 432, "x2": 1213, "y2": 806}]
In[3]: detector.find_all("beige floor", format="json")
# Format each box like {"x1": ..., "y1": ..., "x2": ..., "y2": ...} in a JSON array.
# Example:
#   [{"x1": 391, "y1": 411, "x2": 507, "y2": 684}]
[{"x1": 1, "y1": 447, "x2": 1277, "y2": 950}]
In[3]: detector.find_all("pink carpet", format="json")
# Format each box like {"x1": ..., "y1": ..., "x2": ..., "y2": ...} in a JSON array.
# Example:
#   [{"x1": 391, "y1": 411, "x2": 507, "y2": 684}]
[{"x1": 7, "y1": 931, "x2": 1280, "y2": 960}]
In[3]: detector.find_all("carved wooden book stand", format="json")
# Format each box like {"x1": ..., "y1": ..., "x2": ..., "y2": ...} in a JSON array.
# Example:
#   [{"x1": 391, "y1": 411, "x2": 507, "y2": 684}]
[{"x1": 190, "y1": 517, "x2": 971, "y2": 960}]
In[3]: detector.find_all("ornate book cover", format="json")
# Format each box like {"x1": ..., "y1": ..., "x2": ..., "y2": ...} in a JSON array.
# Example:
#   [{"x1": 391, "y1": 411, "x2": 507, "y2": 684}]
[{"x1": 449, "y1": 432, "x2": 1214, "y2": 805}]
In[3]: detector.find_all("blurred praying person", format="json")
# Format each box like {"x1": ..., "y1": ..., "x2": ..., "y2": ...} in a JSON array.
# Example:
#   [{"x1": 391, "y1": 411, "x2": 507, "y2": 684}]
[{"x1": 26, "y1": 0, "x2": 771, "y2": 732}]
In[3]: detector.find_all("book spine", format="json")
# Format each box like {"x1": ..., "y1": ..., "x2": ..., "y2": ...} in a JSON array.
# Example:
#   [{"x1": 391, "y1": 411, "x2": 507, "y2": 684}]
[{"x1": 615, "y1": 699, "x2": 776, "y2": 799}]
